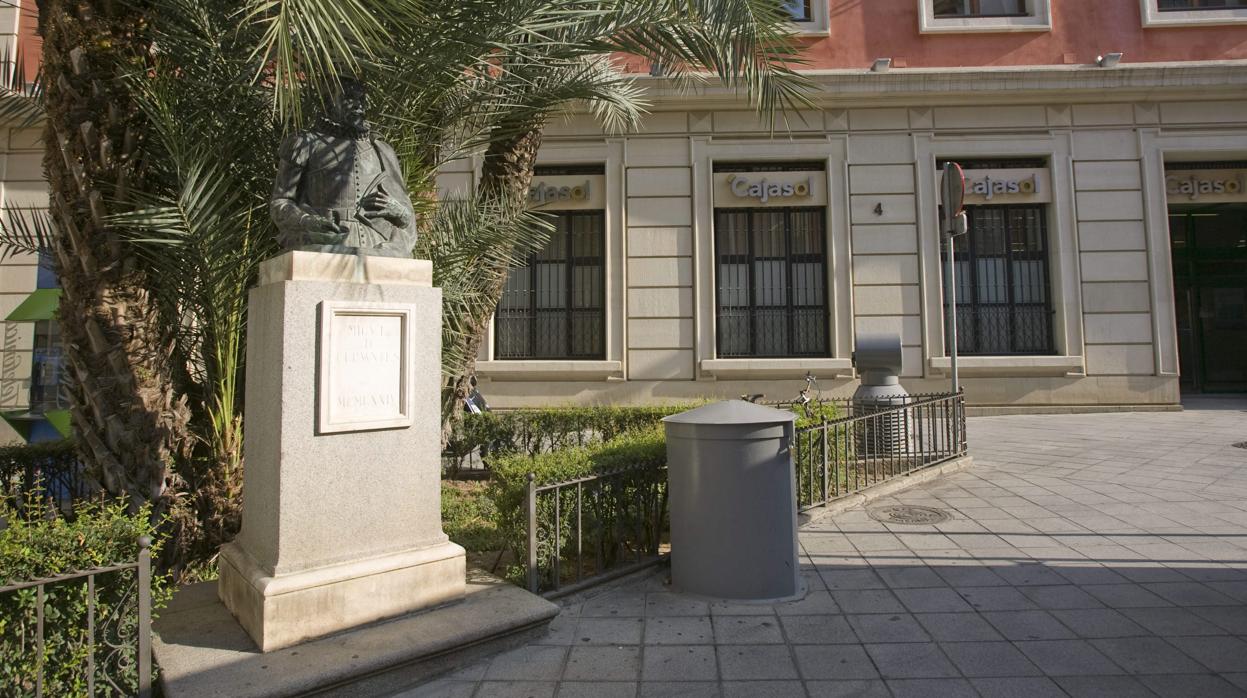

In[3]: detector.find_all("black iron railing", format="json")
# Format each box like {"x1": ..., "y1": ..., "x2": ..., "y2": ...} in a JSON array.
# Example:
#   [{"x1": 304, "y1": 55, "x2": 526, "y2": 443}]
[
  {"x1": 794, "y1": 392, "x2": 967, "y2": 511},
  {"x1": 521, "y1": 392, "x2": 967, "y2": 595},
  {"x1": 524, "y1": 465, "x2": 667, "y2": 596},
  {"x1": 0, "y1": 538, "x2": 152, "y2": 697}
]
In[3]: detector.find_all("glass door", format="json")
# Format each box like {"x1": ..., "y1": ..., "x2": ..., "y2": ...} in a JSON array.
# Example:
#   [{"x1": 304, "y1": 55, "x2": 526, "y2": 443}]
[{"x1": 1169, "y1": 204, "x2": 1247, "y2": 393}]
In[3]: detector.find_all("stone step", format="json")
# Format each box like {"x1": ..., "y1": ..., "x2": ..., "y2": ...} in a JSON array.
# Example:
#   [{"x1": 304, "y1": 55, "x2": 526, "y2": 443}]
[{"x1": 154, "y1": 570, "x2": 559, "y2": 698}]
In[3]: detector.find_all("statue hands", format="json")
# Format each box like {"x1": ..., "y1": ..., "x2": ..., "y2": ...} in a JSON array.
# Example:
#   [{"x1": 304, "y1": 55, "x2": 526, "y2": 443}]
[
  {"x1": 360, "y1": 184, "x2": 410, "y2": 225},
  {"x1": 302, "y1": 213, "x2": 348, "y2": 245}
]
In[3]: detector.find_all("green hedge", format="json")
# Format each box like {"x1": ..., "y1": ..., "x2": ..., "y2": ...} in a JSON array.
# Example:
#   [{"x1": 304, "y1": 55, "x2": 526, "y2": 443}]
[
  {"x1": 1, "y1": 497, "x2": 169, "y2": 697},
  {"x1": 486, "y1": 426, "x2": 668, "y2": 587}
]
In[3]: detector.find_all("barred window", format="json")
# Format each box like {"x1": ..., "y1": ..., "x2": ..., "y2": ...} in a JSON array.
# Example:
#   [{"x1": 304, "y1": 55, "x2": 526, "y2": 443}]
[
  {"x1": 934, "y1": 0, "x2": 1028, "y2": 16},
  {"x1": 495, "y1": 212, "x2": 605, "y2": 359},
  {"x1": 715, "y1": 208, "x2": 829, "y2": 358},
  {"x1": 943, "y1": 205, "x2": 1054, "y2": 355}
]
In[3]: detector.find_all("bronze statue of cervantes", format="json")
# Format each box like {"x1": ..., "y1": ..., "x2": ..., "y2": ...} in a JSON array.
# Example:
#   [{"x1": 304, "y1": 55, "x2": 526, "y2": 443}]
[{"x1": 270, "y1": 77, "x2": 417, "y2": 257}]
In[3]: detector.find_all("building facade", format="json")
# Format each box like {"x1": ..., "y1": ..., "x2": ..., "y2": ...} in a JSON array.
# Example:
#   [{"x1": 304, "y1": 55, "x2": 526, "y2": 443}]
[{"x1": 444, "y1": 0, "x2": 1247, "y2": 410}]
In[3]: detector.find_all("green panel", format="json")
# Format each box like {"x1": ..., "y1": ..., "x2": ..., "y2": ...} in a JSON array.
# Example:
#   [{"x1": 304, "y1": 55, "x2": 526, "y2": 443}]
[
  {"x1": 0, "y1": 411, "x2": 34, "y2": 442},
  {"x1": 44, "y1": 409, "x2": 72, "y2": 438},
  {"x1": 4, "y1": 288, "x2": 61, "y2": 322}
]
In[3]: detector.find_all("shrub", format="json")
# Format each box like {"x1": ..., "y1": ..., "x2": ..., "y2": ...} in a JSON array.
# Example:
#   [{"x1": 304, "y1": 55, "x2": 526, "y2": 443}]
[
  {"x1": 441, "y1": 481, "x2": 505, "y2": 553},
  {"x1": 443, "y1": 404, "x2": 698, "y2": 472},
  {"x1": 486, "y1": 426, "x2": 668, "y2": 587},
  {"x1": 0, "y1": 496, "x2": 169, "y2": 696}
]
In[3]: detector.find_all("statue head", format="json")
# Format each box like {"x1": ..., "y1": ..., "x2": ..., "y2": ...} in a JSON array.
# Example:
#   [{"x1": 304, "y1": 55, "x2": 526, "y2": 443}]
[{"x1": 320, "y1": 75, "x2": 369, "y2": 138}]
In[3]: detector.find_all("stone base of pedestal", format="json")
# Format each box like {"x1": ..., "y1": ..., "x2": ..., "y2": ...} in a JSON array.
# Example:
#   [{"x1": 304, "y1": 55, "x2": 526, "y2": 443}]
[
  {"x1": 219, "y1": 250, "x2": 464, "y2": 653},
  {"x1": 219, "y1": 540, "x2": 466, "y2": 652}
]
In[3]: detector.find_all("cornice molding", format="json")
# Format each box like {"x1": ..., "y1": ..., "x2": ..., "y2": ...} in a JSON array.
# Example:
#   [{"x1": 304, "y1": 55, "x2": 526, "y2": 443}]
[{"x1": 634, "y1": 61, "x2": 1247, "y2": 110}]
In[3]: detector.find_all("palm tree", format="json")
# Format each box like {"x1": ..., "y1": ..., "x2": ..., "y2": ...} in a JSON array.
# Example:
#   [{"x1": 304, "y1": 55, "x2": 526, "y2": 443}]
[
  {"x1": 14, "y1": 0, "x2": 194, "y2": 518},
  {"x1": 2, "y1": 0, "x2": 810, "y2": 571}
]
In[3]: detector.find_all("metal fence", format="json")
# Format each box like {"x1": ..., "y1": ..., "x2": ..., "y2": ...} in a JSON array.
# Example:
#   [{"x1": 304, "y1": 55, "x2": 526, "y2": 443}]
[
  {"x1": 524, "y1": 465, "x2": 667, "y2": 597},
  {"x1": 794, "y1": 392, "x2": 967, "y2": 511},
  {"x1": 0, "y1": 443, "x2": 92, "y2": 510},
  {"x1": 522, "y1": 391, "x2": 966, "y2": 596},
  {"x1": 0, "y1": 537, "x2": 152, "y2": 698}
]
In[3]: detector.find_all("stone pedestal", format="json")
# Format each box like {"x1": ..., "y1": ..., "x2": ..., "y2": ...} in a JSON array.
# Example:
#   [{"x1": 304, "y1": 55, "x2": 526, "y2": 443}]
[{"x1": 219, "y1": 251, "x2": 465, "y2": 652}]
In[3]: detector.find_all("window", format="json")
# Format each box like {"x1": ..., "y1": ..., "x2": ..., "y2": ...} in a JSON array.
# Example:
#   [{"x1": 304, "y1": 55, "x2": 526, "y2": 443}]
[
  {"x1": 1143, "y1": 0, "x2": 1247, "y2": 24},
  {"x1": 1160, "y1": 0, "x2": 1247, "y2": 9},
  {"x1": 30, "y1": 319, "x2": 65, "y2": 412},
  {"x1": 934, "y1": 0, "x2": 1027, "y2": 16},
  {"x1": 715, "y1": 208, "x2": 828, "y2": 358},
  {"x1": 782, "y1": 0, "x2": 813, "y2": 22},
  {"x1": 919, "y1": 0, "x2": 1050, "y2": 32},
  {"x1": 943, "y1": 206, "x2": 1054, "y2": 355},
  {"x1": 495, "y1": 211, "x2": 605, "y2": 359}
]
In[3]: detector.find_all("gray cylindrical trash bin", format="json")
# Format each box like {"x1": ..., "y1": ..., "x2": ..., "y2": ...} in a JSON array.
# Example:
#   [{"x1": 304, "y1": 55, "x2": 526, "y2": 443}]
[{"x1": 663, "y1": 401, "x2": 802, "y2": 601}]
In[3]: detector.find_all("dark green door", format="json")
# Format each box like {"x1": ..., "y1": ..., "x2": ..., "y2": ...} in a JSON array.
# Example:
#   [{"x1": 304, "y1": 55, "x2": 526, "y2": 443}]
[{"x1": 1170, "y1": 204, "x2": 1247, "y2": 393}]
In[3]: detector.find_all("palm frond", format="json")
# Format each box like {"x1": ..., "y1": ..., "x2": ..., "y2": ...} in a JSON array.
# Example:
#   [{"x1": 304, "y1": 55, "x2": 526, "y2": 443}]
[
  {"x1": 0, "y1": 205, "x2": 55, "y2": 262},
  {"x1": 0, "y1": 43, "x2": 44, "y2": 128}
]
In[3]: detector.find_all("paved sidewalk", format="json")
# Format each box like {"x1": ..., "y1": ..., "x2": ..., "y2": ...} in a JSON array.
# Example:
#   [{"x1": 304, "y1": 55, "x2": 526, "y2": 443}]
[{"x1": 406, "y1": 402, "x2": 1247, "y2": 697}]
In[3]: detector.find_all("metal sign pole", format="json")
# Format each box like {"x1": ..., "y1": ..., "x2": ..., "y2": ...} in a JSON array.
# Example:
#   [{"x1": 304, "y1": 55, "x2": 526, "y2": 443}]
[{"x1": 940, "y1": 162, "x2": 966, "y2": 394}]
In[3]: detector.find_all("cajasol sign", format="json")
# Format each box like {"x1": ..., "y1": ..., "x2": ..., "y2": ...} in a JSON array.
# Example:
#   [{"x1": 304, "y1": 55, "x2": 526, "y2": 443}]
[
  {"x1": 939, "y1": 168, "x2": 1052, "y2": 205},
  {"x1": 527, "y1": 175, "x2": 606, "y2": 210},
  {"x1": 713, "y1": 170, "x2": 828, "y2": 208},
  {"x1": 1165, "y1": 169, "x2": 1247, "y2": 203}
]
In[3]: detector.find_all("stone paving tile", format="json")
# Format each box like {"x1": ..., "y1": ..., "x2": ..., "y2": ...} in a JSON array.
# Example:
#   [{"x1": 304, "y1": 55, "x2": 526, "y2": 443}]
[
  {"x1": 643, "y1": 616, "x2": 713, "y2": 645},
  {"x1": 829, "y1": 589, "x2": 906, "y2": 614},
  {"x1": 472, "y1": 681, "x2": 558, "y2": 698},
  {"x1": 483, "y1": 646, "x2": 569, "y2": 681},
  {"x1": 893, "y1": 586, "x2": 976, "y2": 613},
  {"x1": 981, "y1": 610, "x2": 1077, "y2": 641},
  {"x1": 864, "y1": 642, "x2": 959, "y2": 679},
  {"x1": 562, "y1": 646, "x2": 641, "y2": 681},
  {"x1": 573, "y1": 617, "x2": 644, "y2": 645},
  {"x1": 1088, "y1": 636, "x2": 1207, "y2": 675},
  {"x1": 958, "y1": 586, "x2": 1038, "y2": 611},
  {"x1": 555, "y1": 682, "x2": 636, "y2": 698},
  {"x1": 913, "y1": 612, "x2": 1006, "y2": 642},
  {"x1": 791, "y1": 644, "x2": 878, "y2": 680},
  {"x1": 939, "y1": 641, "x2": 1042, "y2": 678},
  {"x1": 845, "y1": 613, "x2": 930, "y2": 643},
  {"x1": 1053, "y1": 675, "x2": 1157, "y2": 698},
  {"x1": 1048, "y1": 608, "x2": 1149, "y2": 639},
  {"x1": 1137, "y1": 674, "x2": 1247, "y2": 698},
  {"x1": 885, "y1": 678, "x2": 978, "y2": 698},
  {"x1": 637, "y1": 681, "x2": 720, "y2": 697},
  {"x1": 640, "y1": 645, "x2": 718, "y2": 681},
  {"x1": 1013, "y1": 639, "x2": 1125, "y2": 676},
  {"x1": 777, "y1": 614, "x2": 857, "y2": 644},
  {"x1": 710, "y1": 615, "x2": 784, "y2": 644},
  {"x1": 803, "y1": 679, "x2": 891, "y2": 697},
  {"x1": 1118, "y1": 606, "x2": 1229, "y2": 636},
  {"x1": 1165, "y1": 635, "x2": 1247, "y2": 673},
  {"x1": 720, "y1": 680, "x2": 806, "y2": 697},
  {"x1": 716, "y1": 644, "x2": 799, "y2": 680},
  {"x1": 970, "y1": 677, "x2": 1068, "y2": 698}
]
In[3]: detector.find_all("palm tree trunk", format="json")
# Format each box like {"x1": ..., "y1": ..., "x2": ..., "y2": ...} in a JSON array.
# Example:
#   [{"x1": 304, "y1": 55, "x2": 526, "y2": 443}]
[
  {"x1": 37, "y1": 0, "x2": 191, "y2": 513},
  {"x1": 441, "y1": 125, "x2": 544, "y2": 444}
]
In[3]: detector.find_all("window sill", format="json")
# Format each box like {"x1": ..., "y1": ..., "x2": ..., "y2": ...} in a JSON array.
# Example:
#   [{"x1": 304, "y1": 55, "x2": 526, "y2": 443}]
[
  {"x1": 476, "y1": 360, "x2": 622, "y2": 381},
  {"x1": 700, "y1": 358, "x2": 854, "y2": 379},
  {"x1": 929, "y1": 355, "x2": 1083, "y2": 377},
  {"x1": 1141, "y1": 9, "x2": 1247, "y2": 28},
  {"x1": 919, "y1": 16, "x2": 1051, "y2": 33}
]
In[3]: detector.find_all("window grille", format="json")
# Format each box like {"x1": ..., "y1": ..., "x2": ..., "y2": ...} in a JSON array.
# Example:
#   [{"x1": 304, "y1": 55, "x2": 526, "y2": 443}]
[
  {"x1": 934, "y1": 0, "x2": 1028, "y2": 16},
  {"x1": 781, "y1": 0, "x2": 813, "y2": 21},
  {"x1": 496, "y1": 211, "x2": 605, "y2": 359},
  {"x1": 715, "y1": 207, "x2": 829, "y2": 358},
  {"x1": 942, "y1": 205, "x2": 1054, "y2": 355}
]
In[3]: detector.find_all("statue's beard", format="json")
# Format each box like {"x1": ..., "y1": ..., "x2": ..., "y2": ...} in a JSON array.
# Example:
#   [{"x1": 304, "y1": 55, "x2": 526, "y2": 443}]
[{"x1": 316, "y1": 115, "x2": 370, "y2": 139}]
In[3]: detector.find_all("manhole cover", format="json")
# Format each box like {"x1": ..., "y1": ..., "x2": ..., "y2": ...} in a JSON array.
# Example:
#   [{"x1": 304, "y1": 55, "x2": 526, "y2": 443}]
[
  {"x1": 867, "y1": 505, "x2": 952, "y2": 525},
  {"x1": 1234, "y1": 441, "x2": 1247, "y2": 450}
]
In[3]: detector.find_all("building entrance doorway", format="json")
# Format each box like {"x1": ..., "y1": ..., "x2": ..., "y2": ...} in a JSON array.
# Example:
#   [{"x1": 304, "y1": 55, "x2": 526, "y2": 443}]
[{"x1": 1169, "y1": 202, "x2": 1247, "y2": 393}]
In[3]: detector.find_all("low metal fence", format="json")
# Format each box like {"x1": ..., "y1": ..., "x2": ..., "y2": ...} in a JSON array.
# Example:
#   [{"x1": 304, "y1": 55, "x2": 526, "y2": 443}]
[
  {"x1": 794, "y1": 391, "x2": 967, "y2": 511},
  {"x1": 524, "y1": 465, "x2": 667, "y2": 597},
  {"x1": 521, "y1": 391, "x2": 966, "y2": 596},
  {"x1": 0, "y1": 537, "x2": 153, "y2": 697},
  {"x1": 0, "y1": 442, "x2": 92, "y2": 510}
]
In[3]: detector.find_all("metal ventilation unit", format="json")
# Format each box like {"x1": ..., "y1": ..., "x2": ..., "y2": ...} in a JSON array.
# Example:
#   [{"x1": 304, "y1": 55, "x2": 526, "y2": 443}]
[{"x1": 851, "y1": 334, "x2": 910, "y2": 456}]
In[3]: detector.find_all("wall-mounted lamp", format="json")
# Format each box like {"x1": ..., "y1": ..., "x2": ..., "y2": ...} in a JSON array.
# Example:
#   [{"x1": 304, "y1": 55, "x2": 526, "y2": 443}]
[
  {"x1": 1096, "y1": 52, "x2": 1123, "y2": 68},
  {"x1": 870, "y1": 58, "x2": 892, "y2": 73}
]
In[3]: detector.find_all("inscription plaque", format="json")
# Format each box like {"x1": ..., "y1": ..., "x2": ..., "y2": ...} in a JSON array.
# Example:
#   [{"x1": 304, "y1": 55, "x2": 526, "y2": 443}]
[{"x1": 317, "y1": 301, "x2": 414, "y2": 433}]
